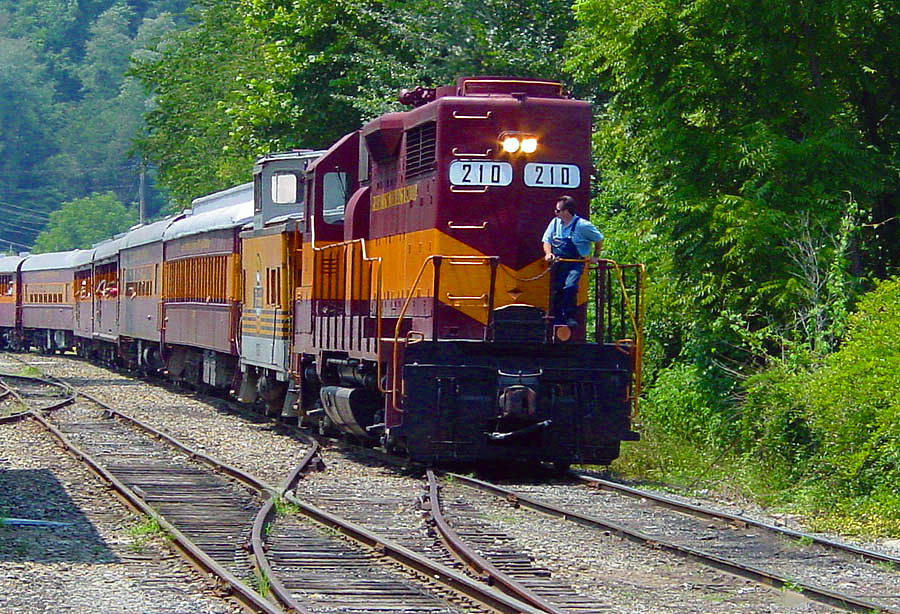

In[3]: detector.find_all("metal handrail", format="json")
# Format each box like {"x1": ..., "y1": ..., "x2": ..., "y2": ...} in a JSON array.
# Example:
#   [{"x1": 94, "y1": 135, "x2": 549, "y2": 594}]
[{"x1": 517, "y1": 256, "x2": 646, "y2": 416}]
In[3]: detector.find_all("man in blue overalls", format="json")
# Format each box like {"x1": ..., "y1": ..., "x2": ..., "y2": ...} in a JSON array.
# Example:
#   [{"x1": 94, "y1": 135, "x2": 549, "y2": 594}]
[{"x1": 541, "y1": 195, "x2": 604, "y2": 327}]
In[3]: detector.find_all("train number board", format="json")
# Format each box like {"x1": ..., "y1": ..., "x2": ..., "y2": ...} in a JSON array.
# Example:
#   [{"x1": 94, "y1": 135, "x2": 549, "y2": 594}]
[
  {"x1": 524, "y1": 163, "x2": 580, "y2": 188},
  {"x1": 449, "y1": 161, "x2": 513, "y2": 186},
  {"x1": 448, "y1": 160, "x2": 580, "y2": 188}
]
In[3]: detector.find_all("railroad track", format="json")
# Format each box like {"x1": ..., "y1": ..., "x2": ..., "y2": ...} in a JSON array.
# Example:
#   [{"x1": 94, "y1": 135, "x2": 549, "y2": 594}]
[
  {"x1": 20, "y1": 387, "x2": 282, "y2": 614},
  {"x1": 0, "y1": 370, "x2": 73, "y2": 421},
  {"x1": 1, "y1": 355, "x2": 553, "y2": 614},
  {"x1": 442, "y1": 471, "x2": 900, "y2": 614},
  {"x1": 8, "y1": 352, "x2": 898, "y2": 613},
  {"x1": 426, "y1": 469, "x2": 603, "y2": 614}
]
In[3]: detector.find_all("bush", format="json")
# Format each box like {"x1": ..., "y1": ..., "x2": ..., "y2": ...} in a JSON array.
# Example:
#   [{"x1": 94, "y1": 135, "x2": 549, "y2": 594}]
[
  {"x1": 740, "y1": 365, "x2": 818, "y2": 486},
  {"x1": 802, "y1": 277, "x2": 900, "y2": 502},
  {"x1": 641, "y1": 362, "x2": 733, "y2": 447},
  {"x1": 628, "y1": 278, "x2": 900, "y2": 535},
  {"x1": 738, "y1": 276, "x2": 900, "y2": 533}
]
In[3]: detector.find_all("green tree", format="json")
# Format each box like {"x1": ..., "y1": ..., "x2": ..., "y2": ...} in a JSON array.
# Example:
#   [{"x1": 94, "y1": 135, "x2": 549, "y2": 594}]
[
  {"x1": 0, "y1": 35, "x2": 61, "y2": 251},
  {"x1": 47, "y1": 9, "x2": 177, "y2": 214},
  {"x1": 32, "y1": 192, "x2": 137, "y2": 252},
  {"x1": 569, "y1": 0, "x2": 899, "y2": 363},
  {"x1": 132, "y1": 0, "x2": 262, "y2": 207},
  {"x1": 133, "y1": 0, "x2": 578, "y2": 204},
  {"x1": 231, "y1": 0, "x2": 577, "y2": 149},
  {"x1": 78, "y1": 5, "x2": 136, "y2": 98}
]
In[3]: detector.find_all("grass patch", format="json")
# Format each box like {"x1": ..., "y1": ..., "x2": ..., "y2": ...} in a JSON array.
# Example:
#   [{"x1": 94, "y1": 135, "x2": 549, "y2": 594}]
[
  {"x1": 255, "y1": 568, "x2": 270, "y2": 598},
  {"x1": 272, "y1": 496, "x2": 301, "y2": 516},
  {"x1": 127, "y1": 516, "x2": 164, "y2": 552},
  {"x1": 244, "y1": 569, "x2": 271, "y2": 598},
  {"x1": 610, "y1": 426, "x2": 900, "y2": 537}
]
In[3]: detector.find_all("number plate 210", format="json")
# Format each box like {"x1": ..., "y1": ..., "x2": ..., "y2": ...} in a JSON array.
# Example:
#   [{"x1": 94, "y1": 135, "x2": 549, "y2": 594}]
[
  {"x1": 447, "y1": 161, "x2": 581, "y2": 188},
  {"x1": 448, "y1": 161, "x2": 513, "y2": 186}
]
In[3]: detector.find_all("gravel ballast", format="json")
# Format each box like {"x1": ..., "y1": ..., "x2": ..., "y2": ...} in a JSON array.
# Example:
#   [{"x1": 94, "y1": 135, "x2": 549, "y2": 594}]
[{"x1": 0, "y1": 417, "x2": 240, "y2": 614}]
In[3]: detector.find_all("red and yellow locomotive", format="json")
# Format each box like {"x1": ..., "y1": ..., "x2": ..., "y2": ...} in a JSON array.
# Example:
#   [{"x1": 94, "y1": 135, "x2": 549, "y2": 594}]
[{"x1": 242, "y1": 76, "x2": 643, "y2": 466}]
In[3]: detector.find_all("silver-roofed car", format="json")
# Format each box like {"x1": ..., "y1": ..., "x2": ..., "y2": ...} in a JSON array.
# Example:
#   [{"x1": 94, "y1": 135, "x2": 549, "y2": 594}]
[
  {"x1": 164, "y1": 186, "x2": 254, "y2": 242},
  {"x1": 93, "y1": 235, "x2": 126, "y2": 262},
  {"x1": 123, "y1": 215, "x2": 182, "y2": 250},
  {"x1": 0, "y1": 255, "x2": 25, "y2": 274},
  {"x1": 21, "y1": 250, "x2": 86, "y2": 272},
  {"x1": 71, "y1": 249, "x2": 95, "y2": 269},
  {"x1": 191, "y1": 182, "x2": 253, "y2": 215}
]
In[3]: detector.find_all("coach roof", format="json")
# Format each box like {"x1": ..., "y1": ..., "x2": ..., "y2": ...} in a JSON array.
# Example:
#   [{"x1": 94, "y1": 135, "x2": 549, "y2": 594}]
[
  {"x1": 190, "y1": 182, "x2": 253, "y2": 215},
  {"x1": 0, "y1": 255, "x2": 25, "y2": 274},
  {"x1": 122, "y1": 215, "x2": 180, "y2": 250},
  {"x1": 21, "y1": 250, "x2": 85, "y2": 272},
  {"x1": 71, "y1": 249, "x2": 95, "y2": 269},
  {"x1": 164, "y1": 193, "x2": 254, "y2": 242},
  {"x1": 94, "y1": 235, "x2": 126, "y2": 262}
]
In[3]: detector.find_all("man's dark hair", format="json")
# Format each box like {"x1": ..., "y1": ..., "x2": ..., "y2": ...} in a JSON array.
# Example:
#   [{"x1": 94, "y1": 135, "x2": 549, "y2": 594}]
[{"x1": 556, "y1": 195, "x2": 576, "y2": 213}]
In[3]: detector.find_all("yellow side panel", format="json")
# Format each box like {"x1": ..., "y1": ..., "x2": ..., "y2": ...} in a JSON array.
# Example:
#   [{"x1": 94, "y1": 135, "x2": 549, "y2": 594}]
[
  {"x1": 300, "y1": 230, "x2": 586, "y2": 326},
  {"x1": 242, "y1": 233, "x2": 292, "y2": 337}
]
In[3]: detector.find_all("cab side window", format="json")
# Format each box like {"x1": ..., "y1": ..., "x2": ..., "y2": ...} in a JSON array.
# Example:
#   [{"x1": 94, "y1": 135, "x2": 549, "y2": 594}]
[{"x1": 322, "y1": 171, "x2": 348, "y2": 225}]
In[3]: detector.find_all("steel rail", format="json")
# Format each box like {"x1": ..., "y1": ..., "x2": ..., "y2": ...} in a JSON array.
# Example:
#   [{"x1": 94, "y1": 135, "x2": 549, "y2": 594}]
[
  {"x1": 448, "y1": 472, "x2": 899, "y2": 614},
  {"x1": 78, "y1": 388, "x2": 275, "y2": 496},
  {"x1": 0, "y1": 370, "x2": 74, "y2": 423},
  {"x1": 275, "y1": 483, "x2": 549, "y2": 614},
  {"x1": 426, "y1": 469, "x2": 569, "y2": 614},
  {"x1": 77, "y1": 388, "x2": 314, "y2": 614},
  {"x1": 26, "y1": 409, "x2": 285, "y2": 614},
  {"x1": 572, "y1": 472, "x2": 900, "y2": 568},
  {"x1": 12, "y1": 368, "x2": 288, "y2": 614},
  {"x1": 31, "y1": 365, "x2": 548, "y2": 614},
  {"x1": 247, "y1": 437, "x2": 552, "y2": 614},
  {"x1": 250, "y1": 439, "x2": 322, "y2": 614}
]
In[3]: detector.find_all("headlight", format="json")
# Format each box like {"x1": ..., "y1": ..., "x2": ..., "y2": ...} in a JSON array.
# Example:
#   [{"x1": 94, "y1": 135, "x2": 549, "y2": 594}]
[
  {"x1": 501, "y1": 136, "x2": 521, "y2": 153},
  {"x1": 498, "y1": 132, "x2": 538, "y2": 155}
]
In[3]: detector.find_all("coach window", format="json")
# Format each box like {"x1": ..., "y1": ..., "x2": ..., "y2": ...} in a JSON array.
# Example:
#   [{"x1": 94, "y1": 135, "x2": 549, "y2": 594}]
[{"x1": 272, "y1": 171, "x2": 302, "y2": 205}]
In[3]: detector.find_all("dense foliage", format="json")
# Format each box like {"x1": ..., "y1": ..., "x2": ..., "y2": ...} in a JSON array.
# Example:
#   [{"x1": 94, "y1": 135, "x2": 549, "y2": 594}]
[
  {"x1": 738, "y1": 278, "x2": 900, "y2": 532},
  {"x1": 573, "y1": 0, "x2": 899, "y2": 530},
  {"x1": 132, "y1": 0, "x2": 576, "y2": 205},
  {"x1": 0, "y1": 0, "x2": 187, "y2": 252}
]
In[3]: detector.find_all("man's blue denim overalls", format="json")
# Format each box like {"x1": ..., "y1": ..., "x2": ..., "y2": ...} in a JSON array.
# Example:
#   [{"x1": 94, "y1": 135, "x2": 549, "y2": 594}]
[{"x1": 550, "y1": 217, "x2": 584, "y2": 326}]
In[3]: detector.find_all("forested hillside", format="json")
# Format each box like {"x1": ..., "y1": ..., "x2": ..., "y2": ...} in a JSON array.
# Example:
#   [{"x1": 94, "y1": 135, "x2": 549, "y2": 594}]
[
  {"x1": 0, "y1": 0, "x2": 187, "y2": 253},
  {"x1": 1, "y1": 0, "x2": 897, "y2": 531}
]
